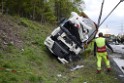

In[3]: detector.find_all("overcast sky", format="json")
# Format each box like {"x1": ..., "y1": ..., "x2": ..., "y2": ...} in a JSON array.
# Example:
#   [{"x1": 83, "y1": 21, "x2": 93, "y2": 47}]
[{"x1": 83, "y1": 0, "x2": 124, "y2": 35}]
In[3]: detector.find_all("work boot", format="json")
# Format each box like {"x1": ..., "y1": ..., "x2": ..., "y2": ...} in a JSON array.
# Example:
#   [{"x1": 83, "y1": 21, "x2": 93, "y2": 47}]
[
  {"x1": 96, "y1": 70, "x2": 101, "y2": 74},
  {"x1": 107, "y1": 68, "x2": 112, "y2": 72}
]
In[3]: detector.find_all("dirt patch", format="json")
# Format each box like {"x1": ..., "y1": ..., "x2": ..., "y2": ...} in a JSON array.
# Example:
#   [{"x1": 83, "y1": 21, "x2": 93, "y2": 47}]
[{"x1": 0, "y1": 14, "x2": 23, "y2": 49}]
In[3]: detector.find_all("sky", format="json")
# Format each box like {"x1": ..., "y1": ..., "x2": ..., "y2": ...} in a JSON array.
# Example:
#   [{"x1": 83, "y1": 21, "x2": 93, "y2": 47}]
[{"x1": 83, "y1": 0, "x2": 124, "y2": 35}]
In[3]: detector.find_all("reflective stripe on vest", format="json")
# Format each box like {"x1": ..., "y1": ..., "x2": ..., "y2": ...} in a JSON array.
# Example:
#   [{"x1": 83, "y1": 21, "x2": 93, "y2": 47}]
[
  {"x1": 95, "y1": 37, "x2": 106, "y2": 52},
  {"x1": 97, "y1": 46, "x2": 106, "y2": 52}
]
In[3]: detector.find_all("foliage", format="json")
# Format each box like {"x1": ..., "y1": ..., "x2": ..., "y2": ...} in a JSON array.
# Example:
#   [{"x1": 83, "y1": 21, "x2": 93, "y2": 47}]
[
  {"x1": 0, "y1": 13, "x2": 121, "y2": 83},
  {"x1": 0, "y1": 0, "x2": 83, "y2": 24}
]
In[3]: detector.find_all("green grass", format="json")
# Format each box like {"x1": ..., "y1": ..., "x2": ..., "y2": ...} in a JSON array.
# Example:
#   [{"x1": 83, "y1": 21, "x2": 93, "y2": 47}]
[{"x1": 0, "y1": 15, "x2": 121, "y2": 83}]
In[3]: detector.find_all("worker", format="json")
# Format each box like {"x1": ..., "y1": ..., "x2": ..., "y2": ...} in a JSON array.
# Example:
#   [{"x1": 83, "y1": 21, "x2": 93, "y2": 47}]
[{"x1": 94, "y1": 32, "x2": 113, "y2": 74}]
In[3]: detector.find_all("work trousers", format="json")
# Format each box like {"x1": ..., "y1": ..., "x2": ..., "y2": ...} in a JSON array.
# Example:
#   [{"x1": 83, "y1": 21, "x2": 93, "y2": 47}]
[{"x1": 96, "y1": 52, "x2": 111, "y2": 70}]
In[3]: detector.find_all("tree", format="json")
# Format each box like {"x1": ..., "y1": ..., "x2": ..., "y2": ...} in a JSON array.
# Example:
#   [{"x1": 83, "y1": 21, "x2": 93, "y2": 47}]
[
  {"x1": 53, "y1": 0, "x2": 83, "y2": 22},
  {"x1": 0, "y1": 0, "x2": 84, "y2": 24}
]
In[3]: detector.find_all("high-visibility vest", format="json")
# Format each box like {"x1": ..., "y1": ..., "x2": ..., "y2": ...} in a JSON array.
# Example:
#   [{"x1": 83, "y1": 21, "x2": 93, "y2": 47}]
[{"x1": 95, "y1": 37, "x2": 106, "y2": 52}]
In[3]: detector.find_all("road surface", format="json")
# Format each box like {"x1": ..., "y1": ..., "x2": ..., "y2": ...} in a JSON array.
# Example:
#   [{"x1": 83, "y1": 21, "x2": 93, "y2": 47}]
[{"x1": 110, "y1": 44, "x2": 124, "y2": 82}]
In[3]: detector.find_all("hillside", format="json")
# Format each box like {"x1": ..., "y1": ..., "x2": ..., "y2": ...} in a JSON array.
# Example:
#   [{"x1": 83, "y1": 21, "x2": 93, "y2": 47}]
[{"x1": 0, "y1": 14, "x2": 121, "y2": 83}]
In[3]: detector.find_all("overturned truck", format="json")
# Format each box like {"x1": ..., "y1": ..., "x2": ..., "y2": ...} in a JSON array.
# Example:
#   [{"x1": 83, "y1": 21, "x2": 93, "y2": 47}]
[{"x1": 44, "y1": 12, "x2": 98, "y2": 64}]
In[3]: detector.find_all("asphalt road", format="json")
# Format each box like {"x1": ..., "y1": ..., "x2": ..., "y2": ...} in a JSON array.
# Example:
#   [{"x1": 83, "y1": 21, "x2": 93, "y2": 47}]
[{"x1": 110, "y1": 44, "x2": 124, "y2": 83}]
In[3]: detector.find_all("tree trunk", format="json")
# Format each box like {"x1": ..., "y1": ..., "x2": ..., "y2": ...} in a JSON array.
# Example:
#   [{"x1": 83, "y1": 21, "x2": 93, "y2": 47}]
[
  {"x1": 1, "y1": 0, "x2": 4, "y2": 14},
  {"x1": 32, "y1": 4, "x2": 35, "y2": 20}
]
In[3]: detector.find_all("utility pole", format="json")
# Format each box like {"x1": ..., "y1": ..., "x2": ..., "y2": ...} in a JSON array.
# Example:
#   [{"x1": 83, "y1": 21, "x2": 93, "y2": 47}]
[{"x1": 121, "y1": 23, "x2": 123, "y2": 35}]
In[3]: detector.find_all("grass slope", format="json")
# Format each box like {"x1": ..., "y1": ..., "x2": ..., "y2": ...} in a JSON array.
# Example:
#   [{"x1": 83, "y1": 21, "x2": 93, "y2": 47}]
[{"x1": 0, "y1": 14, "x2": 121, "y2": 83}]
